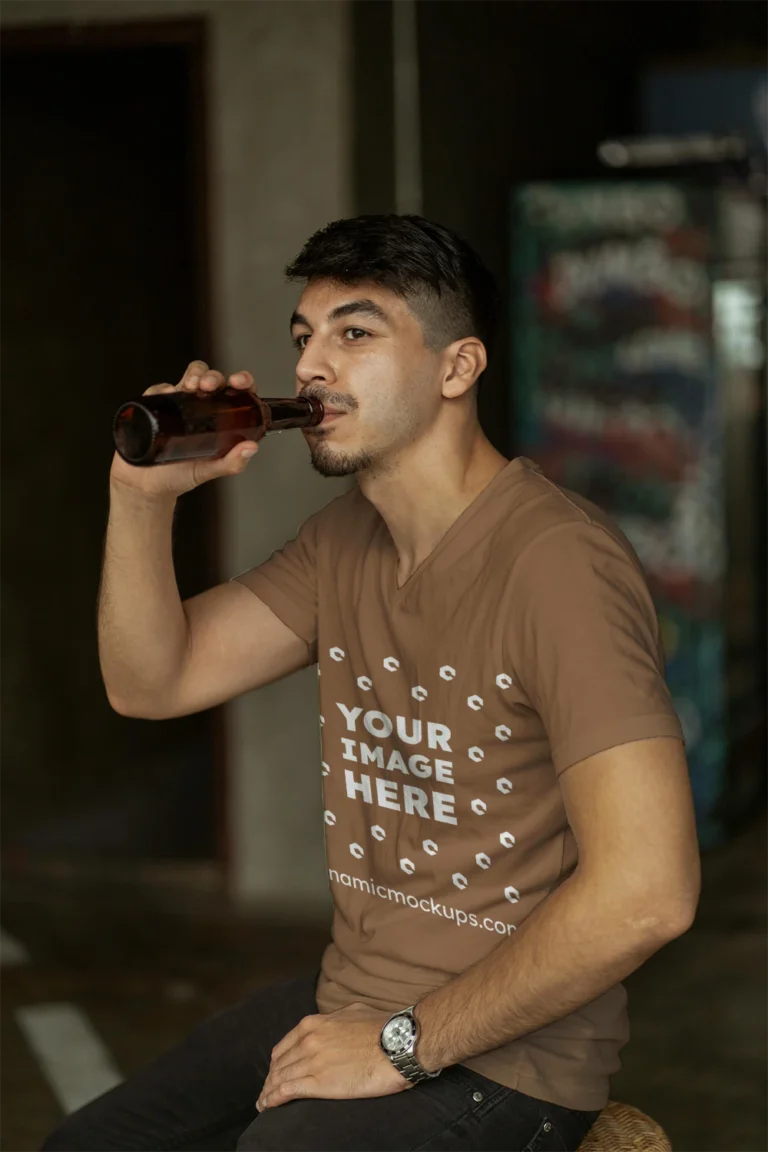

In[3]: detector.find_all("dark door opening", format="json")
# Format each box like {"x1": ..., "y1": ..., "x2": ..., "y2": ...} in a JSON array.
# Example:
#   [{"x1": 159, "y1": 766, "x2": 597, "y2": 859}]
[{"x1": 1, "y1": 21, "x2": 224, "y2": 864}]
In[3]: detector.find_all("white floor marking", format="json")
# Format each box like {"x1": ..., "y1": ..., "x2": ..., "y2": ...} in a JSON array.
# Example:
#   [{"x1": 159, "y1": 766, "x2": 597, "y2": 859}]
[
  {"x1": 15, "y1": 1003, "x2": 123, "y2": 1114},
  {"x1": 1, "y1": 927, "x2": 30, "y2": 966}
]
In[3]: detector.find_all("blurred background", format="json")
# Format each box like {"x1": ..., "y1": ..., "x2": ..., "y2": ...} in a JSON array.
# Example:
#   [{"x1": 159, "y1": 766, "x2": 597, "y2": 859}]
[{"x1": 1, "y1": 1, "x2": 765, "y2": 1149}]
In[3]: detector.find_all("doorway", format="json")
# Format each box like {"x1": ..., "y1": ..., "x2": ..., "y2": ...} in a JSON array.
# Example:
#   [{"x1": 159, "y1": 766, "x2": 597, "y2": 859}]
[{"x1": 1, "y1": 20, "x2": 224, "y2": 864}]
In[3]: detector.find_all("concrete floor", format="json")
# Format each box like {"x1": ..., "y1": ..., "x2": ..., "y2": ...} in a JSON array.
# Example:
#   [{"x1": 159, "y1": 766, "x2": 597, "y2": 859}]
[{"x1": 2, "y1": 810, "x2": 766, "y2": 1152}]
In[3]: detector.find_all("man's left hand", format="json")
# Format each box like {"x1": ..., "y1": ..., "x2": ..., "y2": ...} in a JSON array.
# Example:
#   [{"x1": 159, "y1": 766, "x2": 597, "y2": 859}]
[{"x1": 256, "y1": 1002, "x2": 412, "y2": 1112}]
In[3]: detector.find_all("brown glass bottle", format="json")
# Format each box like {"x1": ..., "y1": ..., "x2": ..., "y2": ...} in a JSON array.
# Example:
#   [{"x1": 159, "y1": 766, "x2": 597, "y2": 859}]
[{"x1": 113, "y1": 388, "x2": 324, "y2": 466}]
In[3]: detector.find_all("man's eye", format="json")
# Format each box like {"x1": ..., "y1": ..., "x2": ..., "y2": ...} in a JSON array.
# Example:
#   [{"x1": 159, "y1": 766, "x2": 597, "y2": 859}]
[
  {"x1": 344, "y1": 328, "x2": 368, "y2": 341},
  {"x1": 293, "y1": 334, "x2": 310, "y2": 351}
]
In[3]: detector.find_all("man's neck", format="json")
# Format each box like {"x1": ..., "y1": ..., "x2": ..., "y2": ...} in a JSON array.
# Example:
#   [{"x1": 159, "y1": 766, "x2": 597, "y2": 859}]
[{"x1": 357, "y1": 432, "x2": 508, "y2": 588}]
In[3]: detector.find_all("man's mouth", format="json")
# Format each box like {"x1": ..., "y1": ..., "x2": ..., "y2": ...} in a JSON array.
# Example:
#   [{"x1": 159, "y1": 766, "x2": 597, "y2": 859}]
[
  {"x1": 300, "y1": 395, "x2": 352, "y2": 430},
  {"x1": 318, "y1": 408, "x2": 347, "y2": 425}
]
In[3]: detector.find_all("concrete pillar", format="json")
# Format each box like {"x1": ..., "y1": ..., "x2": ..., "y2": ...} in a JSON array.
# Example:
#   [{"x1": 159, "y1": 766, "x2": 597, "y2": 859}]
[{"x1": 2, "y1": 0, "x2": 353, "y2": 915}]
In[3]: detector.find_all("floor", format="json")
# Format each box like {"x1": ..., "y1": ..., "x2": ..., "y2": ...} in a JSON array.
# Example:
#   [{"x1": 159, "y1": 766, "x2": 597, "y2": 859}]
[{"x1": 2, "y1": 810, "x2": 766, "y2": 1152}]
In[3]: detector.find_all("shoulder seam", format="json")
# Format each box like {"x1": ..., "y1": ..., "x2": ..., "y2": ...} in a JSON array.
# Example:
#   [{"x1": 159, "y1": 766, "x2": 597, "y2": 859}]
[
  {"x1": 509, "y1": 516, "x2": 625, "y2": 580},
  {"x1": 530, "y1": 471, "x2": 597, "y2": 527}
]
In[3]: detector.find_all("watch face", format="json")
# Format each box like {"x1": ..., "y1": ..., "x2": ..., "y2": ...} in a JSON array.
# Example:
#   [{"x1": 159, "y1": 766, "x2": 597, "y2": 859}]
[{"x1": 382, "y1": 1014, "x2": 416, "y2": 1054}]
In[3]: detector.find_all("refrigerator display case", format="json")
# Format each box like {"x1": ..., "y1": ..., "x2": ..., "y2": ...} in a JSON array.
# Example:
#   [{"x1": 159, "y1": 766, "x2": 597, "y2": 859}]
[{"x1": 511, "y1": 180, "x2": 766, "y2": 847}]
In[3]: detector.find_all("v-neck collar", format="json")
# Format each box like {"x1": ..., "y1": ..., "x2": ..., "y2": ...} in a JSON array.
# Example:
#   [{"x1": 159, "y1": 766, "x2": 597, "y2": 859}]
[{"x1": 376, "y1": 457, "x2": 538, "y2": 601}]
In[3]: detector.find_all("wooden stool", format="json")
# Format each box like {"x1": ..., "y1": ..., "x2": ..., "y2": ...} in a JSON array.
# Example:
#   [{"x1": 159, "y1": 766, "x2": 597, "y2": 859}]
[{"x1": 578, "y1": 1100, "x2": 672, "y2": 1151}]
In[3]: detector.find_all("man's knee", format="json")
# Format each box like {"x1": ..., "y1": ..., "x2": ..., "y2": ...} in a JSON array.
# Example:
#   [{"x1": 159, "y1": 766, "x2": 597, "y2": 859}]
[
  {"x1": 236, "y1": 1117, "x2": 261, "y2": 1152},
  {"x1": 40, "y1": 1106, "x2": 128, "y2": 1151},
  {"x1": 41, "y1": 1115, "x2": 92, "y2": 1151}
]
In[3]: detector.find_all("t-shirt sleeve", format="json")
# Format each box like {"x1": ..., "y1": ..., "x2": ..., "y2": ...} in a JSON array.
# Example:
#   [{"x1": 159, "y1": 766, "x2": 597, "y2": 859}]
[
  {"x1": 505, "y1": 521, "x2": 685, "y2": 776},
  {"x1": 230, "y1": 512, "x2": 321, "y2": 663}
]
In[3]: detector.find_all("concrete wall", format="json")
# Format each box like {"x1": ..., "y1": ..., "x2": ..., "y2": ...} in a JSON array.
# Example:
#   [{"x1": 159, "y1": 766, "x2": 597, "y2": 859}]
[{"x1": 2, "y1": 0, "x2": 353, "y2": 916}]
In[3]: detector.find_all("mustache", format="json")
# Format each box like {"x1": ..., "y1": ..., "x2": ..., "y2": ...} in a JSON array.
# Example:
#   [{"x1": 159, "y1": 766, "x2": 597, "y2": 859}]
[{"x1": 299, "y1": 387, "x2": 357, "y2": 413}]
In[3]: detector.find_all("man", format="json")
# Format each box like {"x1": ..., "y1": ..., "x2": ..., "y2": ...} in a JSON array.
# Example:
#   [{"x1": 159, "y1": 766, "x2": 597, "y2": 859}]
[{"x1": 46, "y1": 215, "x2": 700, "y2": 1152}]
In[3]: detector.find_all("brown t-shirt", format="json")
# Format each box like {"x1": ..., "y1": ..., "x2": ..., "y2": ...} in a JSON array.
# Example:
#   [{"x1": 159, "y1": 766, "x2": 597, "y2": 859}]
[{"x1": 233, "y1": 457, "x2": 684, "y2": 1110}]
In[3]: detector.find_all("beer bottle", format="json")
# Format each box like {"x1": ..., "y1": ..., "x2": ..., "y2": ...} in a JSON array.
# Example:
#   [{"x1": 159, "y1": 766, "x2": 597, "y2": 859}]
[{"x1": 113, "y1": 388, "x2": 324, "y2": 466}]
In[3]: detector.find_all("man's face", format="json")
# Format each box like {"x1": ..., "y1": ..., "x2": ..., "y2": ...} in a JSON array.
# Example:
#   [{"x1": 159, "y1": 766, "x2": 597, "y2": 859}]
[{"x1": 290, "y1": 279, "x2": 443, "y2": 478}]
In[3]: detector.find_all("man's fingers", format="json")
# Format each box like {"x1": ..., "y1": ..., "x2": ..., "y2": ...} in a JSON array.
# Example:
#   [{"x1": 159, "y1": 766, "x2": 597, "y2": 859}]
[
  {"x1": 258, "y1": 1074, "x2": 314, "y2": 1112},
  {"x1": 179, "y1": 360, "x2": 209, "y2": 387},
  {"x1": 270, "y1": 1017, "x2": 314, "y2": 1062},
  {"x1": 229, "y1": 370, "x2": 255, "y2": 390},
  {"x1": 162, "y1": 362, "x2": 252, "y2": 395},
  {"x1": 264, "y1": 1055, "x2": 308, "y2": 1095},
  {"x1": 180, "y1": 368, "x2": 224, "y2": 392},
  {"x1": 142, "y1": 383, "x2": 177, "y2": 396},
  {"x1": 270, "y1": 1036, "x2": 296, "y2": 1062},
  {"x1": 148, "y1": 362, "x2": 253, "y2": 397},
  {"x1": 189, "y1": 441, "x2": 258, "y2": 488},
  {"x1": 198, "y1": 369, "x2": 226, "y2": 392}
]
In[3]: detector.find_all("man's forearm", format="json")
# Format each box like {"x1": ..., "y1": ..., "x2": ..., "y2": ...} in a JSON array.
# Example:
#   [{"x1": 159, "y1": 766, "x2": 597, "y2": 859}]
[
  {"x1": 98, "y1": 481, "x2": 188, "y2": 712},
  {"x1": 414, "y1": 870, "x2": 691, "y2": 1073}
]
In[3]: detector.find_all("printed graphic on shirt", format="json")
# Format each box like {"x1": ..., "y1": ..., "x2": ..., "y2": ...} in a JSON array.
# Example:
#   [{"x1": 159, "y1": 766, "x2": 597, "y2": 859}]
[
  {"x1": 233, "y1": 461, "x2": 683, "y2": 1106},
  {"x1": 320, "y1": 647, "x2": 521, "y2": 936}
]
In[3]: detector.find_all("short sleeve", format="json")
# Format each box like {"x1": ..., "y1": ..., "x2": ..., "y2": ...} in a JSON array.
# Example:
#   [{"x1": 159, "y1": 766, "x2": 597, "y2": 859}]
[
  {"x1": 230, "y1": 512, "x2": 320, "y2": 663},
  {"x1": 505, "y1": 522, "x2": 684, "y2": 775}
]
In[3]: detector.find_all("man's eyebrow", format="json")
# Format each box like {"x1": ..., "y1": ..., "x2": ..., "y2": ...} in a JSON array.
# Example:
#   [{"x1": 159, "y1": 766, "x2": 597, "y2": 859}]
[
  {"x1": 328, "y1": 299, "x2": 390, "y2": 324},
  {"x1": 289, "y1": 299, "x2": 391, "y2": 332}
]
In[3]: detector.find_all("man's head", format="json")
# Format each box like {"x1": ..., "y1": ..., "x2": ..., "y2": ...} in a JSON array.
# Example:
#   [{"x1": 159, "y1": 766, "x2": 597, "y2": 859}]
[{"x1": 285, "y1": 215, "x2": 499, "y2": 478}]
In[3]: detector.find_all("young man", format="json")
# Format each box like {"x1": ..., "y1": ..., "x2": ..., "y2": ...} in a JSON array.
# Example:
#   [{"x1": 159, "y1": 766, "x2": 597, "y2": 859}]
[{"x1": 48, "y1": 215, "x2": 700, "y2": 1152}]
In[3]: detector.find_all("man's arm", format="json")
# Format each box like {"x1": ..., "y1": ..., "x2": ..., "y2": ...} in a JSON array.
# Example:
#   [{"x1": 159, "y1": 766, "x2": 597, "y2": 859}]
[
  {"x1": 413, "y1": 735, "x2": 700, "y2": 1071},
  {"x1": 255, "y1": 734, "x2": 700, "y2": 1112},
  {"x1": 99, "y1": 482, "x2": 311, "y2": 720}
]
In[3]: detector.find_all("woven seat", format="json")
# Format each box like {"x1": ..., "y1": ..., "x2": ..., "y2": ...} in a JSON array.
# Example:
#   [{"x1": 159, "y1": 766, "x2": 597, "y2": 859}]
[{"x1": 578, "y1": 1100, "x2": 672, "y2": 1151}]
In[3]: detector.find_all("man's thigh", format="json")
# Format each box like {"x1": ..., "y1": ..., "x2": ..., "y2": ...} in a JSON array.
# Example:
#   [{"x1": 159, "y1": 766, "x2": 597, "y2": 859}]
[
  {"x1": 237, "y1": 1067, "x2": 598, "y2": 1152},
  {"x1": 42, "y1": 974, "x2": 320, "y2": 1151}
]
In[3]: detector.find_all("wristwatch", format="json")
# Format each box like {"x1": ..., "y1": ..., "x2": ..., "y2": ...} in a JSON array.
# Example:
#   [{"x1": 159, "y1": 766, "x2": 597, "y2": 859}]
[{"x1": 379, "y1": 1005, "x2": 441, "y2": 1085}]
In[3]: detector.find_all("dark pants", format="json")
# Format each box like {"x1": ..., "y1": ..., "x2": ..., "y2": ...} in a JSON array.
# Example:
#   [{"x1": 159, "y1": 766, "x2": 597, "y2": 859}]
[{"x1": 42, "y1": 974, "x2": 601, "y2": 1152}]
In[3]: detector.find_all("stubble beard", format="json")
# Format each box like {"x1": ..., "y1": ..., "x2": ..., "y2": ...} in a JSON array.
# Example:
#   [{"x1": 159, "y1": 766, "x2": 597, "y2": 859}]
[{"x1": 307, "y1": 436, "x2": 377, "y2": 478}]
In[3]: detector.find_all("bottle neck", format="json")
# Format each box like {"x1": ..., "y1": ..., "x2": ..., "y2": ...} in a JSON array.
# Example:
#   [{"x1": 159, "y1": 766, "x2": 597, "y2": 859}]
[{"x1": 263, "y1": 397, "x2": 324, "y2": 433}]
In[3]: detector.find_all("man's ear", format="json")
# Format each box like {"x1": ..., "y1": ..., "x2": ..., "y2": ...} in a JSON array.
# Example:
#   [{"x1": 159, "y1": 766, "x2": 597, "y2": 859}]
[{"x1": 442, "y1": 338, "x2": 487, "y2": 399}]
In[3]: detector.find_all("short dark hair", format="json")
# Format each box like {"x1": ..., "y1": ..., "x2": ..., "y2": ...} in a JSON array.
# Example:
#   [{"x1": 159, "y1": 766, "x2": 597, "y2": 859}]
[{"x1": 285, "y1": 214, "x2": 499, "y2": 367}]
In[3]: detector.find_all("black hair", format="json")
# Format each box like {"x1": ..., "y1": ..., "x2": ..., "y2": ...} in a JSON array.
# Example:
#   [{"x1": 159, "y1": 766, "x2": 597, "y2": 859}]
[{"x1": 285, "y1": 214, "x2": 499, "y2": 371}]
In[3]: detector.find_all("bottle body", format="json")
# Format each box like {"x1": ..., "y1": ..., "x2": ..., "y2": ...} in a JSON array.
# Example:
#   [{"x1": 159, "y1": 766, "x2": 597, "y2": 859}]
[{"x1": 113, "y1": 388, "x2": 323, "y2": 466}]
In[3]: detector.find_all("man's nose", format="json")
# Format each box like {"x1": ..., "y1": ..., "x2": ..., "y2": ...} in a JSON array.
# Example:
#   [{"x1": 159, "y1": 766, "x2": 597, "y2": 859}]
[{"x1": 295, "y1": 342, "x2": 335, "y2": 390}]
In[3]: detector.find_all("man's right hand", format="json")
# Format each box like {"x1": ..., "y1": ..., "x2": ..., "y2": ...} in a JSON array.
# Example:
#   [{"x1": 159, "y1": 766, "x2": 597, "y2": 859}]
[{"x1": 109, "y1": 360, "x2": 260, "y2": 499}]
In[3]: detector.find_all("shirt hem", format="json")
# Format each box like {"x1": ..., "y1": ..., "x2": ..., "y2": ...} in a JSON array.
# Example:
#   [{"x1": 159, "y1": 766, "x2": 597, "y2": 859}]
[
  {"x1": 459, "y1": 1057, "x2": 610, "y2": 1112},
  {"x1": 552, "y1": 713, "x2": 685, "y2": 776},
  {"x1": 232, "y1": 571, "x2": 316, "y2": 663}
]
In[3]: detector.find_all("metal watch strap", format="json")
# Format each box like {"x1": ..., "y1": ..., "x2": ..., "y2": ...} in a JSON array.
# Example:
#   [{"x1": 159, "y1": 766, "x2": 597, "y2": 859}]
[
  {"x1": 390, "y1": 1047, "x2": 440, "y2": 1085},
  {"x1": 382, "y1": 1006, "x2": 441, "y2": 1085}
]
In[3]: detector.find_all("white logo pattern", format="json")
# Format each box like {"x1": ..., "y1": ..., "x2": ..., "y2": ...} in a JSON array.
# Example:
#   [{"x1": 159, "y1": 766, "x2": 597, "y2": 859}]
[{"x1": 321, "y1": 657, "x2": 521, "y2": 912}]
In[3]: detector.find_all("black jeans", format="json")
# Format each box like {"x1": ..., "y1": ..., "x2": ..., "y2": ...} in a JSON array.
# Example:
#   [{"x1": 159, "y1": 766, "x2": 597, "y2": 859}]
[{"x1": 42, "y1": 974, "x2": 601, "y2": 1152}]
